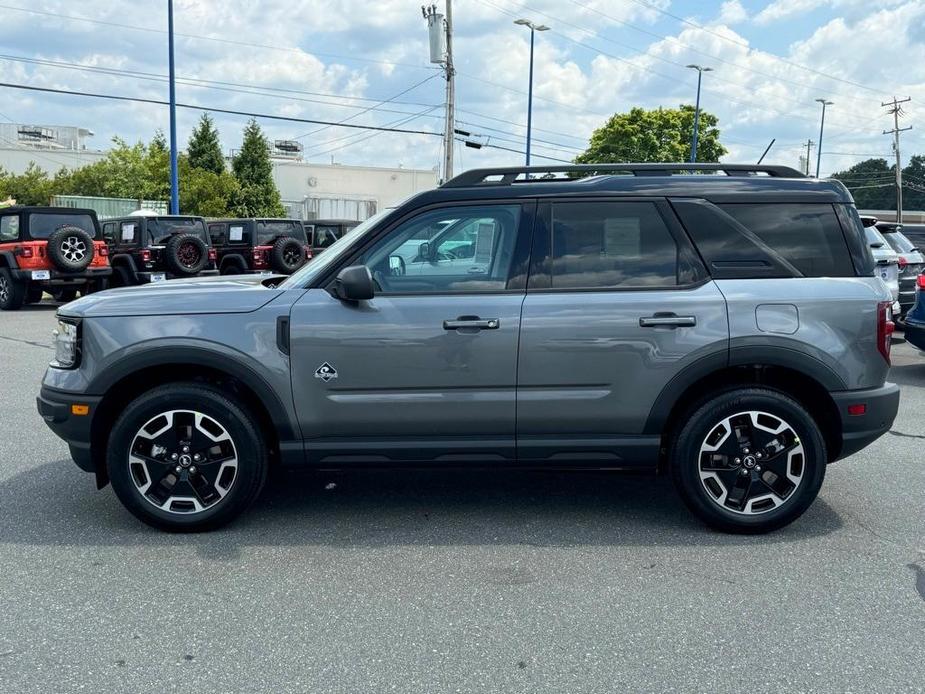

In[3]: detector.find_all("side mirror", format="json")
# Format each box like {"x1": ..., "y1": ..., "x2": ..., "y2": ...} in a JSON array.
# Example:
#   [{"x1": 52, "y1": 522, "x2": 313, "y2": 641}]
[
  {"x1": 333, "y1": 265, "x2": 375, "y2": 302},
  {"x1": 418, "y1": 241, "x2": 431, "y2": 260},
  {"x1": 870, "y1": 242, "x2": 885, "y2": 249}
]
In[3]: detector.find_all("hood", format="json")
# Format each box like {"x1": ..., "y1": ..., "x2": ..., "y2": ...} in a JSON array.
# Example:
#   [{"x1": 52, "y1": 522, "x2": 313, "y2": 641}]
[{"x1": 60, "y1": 274, "x2": 290, "y2": 318}]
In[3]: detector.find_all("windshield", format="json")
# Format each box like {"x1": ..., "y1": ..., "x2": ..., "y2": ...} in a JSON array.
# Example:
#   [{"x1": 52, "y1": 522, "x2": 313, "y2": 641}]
[
  {"x1": 279, "y1": 209, "x2": 393, "y2": 288},
  {"x1": 257, "y1": 220, "x2": 306, "y2": 245},
  {"x1": 146, "y1": 218, "x2": 208, "y2": 245},
  {"x1": 882, "y1": 231, "x2": 918, "y2": 253},
  {"x1": 28, "y1": 213, "x2": 97, "y2": 239}
]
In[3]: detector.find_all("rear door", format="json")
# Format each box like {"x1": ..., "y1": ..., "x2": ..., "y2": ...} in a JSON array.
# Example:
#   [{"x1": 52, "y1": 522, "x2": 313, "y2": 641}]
[
  {"x1": 516, "y1": 198, "x2": 728, "y2": 466},
  {"x1": 289, "y1": 201, "x2": 535, "y2": 464}
]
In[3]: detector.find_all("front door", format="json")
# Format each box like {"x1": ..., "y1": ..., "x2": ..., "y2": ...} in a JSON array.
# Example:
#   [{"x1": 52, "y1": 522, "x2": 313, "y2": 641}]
[
  {"x1": 516, "y1": 199, "x2": 729, "y2": 466},
  {"x1": 289, "y1": 201, "x2": 534, "y2": 464}
]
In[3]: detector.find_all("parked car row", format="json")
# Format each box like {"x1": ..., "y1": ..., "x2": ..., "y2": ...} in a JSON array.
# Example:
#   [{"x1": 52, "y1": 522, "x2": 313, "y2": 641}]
[{"x1": 0, "y1": 207, "x2": 363, "y2": 310}]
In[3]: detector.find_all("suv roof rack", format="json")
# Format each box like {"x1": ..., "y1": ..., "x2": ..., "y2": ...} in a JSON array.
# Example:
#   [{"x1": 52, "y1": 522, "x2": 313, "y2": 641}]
[{"x1": 442, "y1": 163, "x2": 806, "y2": 187}]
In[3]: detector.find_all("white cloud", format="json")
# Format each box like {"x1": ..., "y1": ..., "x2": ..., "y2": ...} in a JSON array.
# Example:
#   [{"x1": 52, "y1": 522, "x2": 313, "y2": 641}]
[
  {"x1": 754, "y1": 0, "x2": 830, "y2": 25},
  {"x1": 716, "y1": 0, "x2": 749, "y2": 25}
]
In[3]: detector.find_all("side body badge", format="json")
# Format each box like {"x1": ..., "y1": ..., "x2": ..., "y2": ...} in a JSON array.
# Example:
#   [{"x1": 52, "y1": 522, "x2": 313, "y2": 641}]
[{"x1": 314, "y1": 362, "x2": 338, "y2": 382}]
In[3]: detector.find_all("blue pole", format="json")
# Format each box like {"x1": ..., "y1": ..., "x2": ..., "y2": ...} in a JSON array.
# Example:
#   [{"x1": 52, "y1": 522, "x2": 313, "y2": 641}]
[
  {"x1": 690, "y1": 69, "x2": 702, "y2": 163},
  {"x1": 167, "y1": 0, "x2": 179, "y2": 214},
  {"x1": 815, "y1": 102, "x2": 827, "y2": 178},
  {"x1": 526, "y1": 27, "x2": 534, "y2": 167}
]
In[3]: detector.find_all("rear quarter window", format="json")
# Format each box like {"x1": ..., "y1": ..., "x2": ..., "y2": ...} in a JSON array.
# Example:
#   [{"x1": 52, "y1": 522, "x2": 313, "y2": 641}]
[{"x1": 719, "y1": 203, "x2": 855, "y2": 277}]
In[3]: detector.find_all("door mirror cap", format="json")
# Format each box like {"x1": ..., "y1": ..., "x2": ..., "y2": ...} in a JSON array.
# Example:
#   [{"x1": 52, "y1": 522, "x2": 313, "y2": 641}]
[{"x1": 333, "y1": 265, "x2": 375, "y2": 302}]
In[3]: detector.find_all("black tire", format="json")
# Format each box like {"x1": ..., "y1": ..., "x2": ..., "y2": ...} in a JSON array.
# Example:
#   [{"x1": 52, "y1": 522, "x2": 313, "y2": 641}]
[
  {"x1": 47, "y1": 226, "x2": 94, "y2": 271},
  {"x1": 107, "y1": 383, "x2": 268, "y2": 532},
  {"x1": 50, "y1": 287, "x2": 78, "y2": 303},
  {"x1": 110, "y1": 265, "x2": 134, "y2": 288},
  {"x1": 670, "y1": 387, "x2": 826, "y2": 534},
  {"x1": 270, "y1": 236, "x2": 305, "y2": 274},
  {"x1": 25, "y1": 286, "x2": 44, "y2": 304},
  {"x1": 0, "y1": 267, "x2": 25, "y2": 310},
  {"x1": 164, "y1": 234, "x2": 208, "y2": 276},
  {"x1": 220, "y1": 263, "x2": 243, "y2": 276}
]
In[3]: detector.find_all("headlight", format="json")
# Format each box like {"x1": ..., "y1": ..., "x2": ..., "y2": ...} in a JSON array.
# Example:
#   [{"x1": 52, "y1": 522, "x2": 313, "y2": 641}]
[{"x1": 52, "y1": 319, "x2": 80, "y2": 369}]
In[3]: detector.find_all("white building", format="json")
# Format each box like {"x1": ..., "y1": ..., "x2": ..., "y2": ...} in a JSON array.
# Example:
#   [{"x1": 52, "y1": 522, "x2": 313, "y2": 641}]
[{"x1": 0, "y1": 123, "x2": 438, "y2": 221}]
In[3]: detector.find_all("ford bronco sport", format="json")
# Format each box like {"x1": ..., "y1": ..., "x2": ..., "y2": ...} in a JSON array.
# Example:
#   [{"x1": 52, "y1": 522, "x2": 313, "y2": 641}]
[
  {"x1": 37, "y1": 164, "x2": 900, "y2": 533},
  {"x1": 0, "y1": 206, "x2": 112, "y2": 309},
  {"x1": 207, "y1": 218, "x2": 308, "y2": 275},
  {"x1": 101, "y1": 215, "x2": 218, "y2": 286}
]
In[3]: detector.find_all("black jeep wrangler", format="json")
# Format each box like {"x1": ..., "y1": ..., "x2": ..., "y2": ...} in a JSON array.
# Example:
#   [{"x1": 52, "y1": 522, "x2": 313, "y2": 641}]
[
  {"x1": 207, "y1": 218, "x2": 309, "y2": 275},
  {"x1": 101, "y1": 215, "x2": 218, "y2": 287}
]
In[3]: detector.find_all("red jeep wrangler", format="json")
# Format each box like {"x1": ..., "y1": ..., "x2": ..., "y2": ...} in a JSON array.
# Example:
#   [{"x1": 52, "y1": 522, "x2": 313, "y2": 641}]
[{"x1": 0, "y1": 206, "x2": 112, "y2": 310}]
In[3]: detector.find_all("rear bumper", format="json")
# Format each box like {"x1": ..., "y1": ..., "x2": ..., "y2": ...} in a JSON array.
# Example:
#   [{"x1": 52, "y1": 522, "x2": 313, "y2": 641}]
[
  {"x1": 904, "y1": 319, "x2": 925, "y2": 351},
  {"x1": 134, "y1": 268, "x2": 219, "y2": 283},
  {"x1": 36, "y1": 386, "x2": 102, "y2": 473},
  {"x1": 12, "y1": 267, "x2": 112, "y2": 284},
  {"x1": 830, "y1": 383, "x2": 900, "y2": 461}
]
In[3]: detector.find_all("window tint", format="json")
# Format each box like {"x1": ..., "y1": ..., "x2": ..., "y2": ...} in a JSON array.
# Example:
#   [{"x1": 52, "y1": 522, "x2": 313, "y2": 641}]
[
  {"x1": 883, "y1": 231, "x2": 917, "y2": 253},
  {"x1": 0, "y1": 215, "x2": 19, "y2": 241},
  {"x1": 146, "y1": 218, "x2": 207, "y2": 245},
  {"x1": 28, "y1": 213, "x2": 96, "y2": 239},
  {"x1": 550, "y1": 202, "x2": 680, "y2": 289},
  {"x1": 358, "y1": 205, "x2": 521, "y2": 294},
  {"x1": 101, "y1": 222, "x2": 116, "y2": 242},
  {"x1": 256, "y1": 221, "x2": 305, "y2": 245},
  {"x1": 720, "y1": 204, "x2": 854, "y2": 277},
  {"x1": 313, "y1": 225, "x2": 341, "y2": 248}
]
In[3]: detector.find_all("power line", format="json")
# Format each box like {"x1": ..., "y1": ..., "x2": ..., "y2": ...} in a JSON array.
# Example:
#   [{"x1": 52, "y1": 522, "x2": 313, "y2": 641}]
[{"x1": 0, "y1": 82, "x2": 443, "y2": 137}]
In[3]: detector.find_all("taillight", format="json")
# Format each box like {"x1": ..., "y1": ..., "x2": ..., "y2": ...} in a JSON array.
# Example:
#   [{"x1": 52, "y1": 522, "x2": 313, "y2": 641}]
[
  {"x1": 917, "y1": 274, "x2": 925, "y2": 289},
  {"x1": 20, "y1": 246, "x2": 33, "y2": 258},
  {"x1": 252, "y1": 248, "x2": 266, "y2": 266},
  {"x1": 208, "y1": 248, "x2": 217, "y2": 261},
  {"x1": 98, "y1": 245, "x2": 109, "y2": 257},
  {"x1": 140, "y1": 249, "x2": 152, "y2": 262},
  {"x1": 304, "y1": 245, "x2": 312, "y2": 260},
  {"x1": 877, "y1": 300, "x2": 895, "y2": 364},
  {"x1": 898, "y1": 256, "x2": 908, "y2": 270}
]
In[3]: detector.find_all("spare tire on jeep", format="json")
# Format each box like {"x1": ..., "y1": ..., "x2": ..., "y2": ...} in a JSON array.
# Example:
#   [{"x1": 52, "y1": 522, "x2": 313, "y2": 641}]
[
  {"x1": 165, "y1": 233, "x2": 208, "y2": 276},
  {"x1": 47, "y1": 226, "x2": 94, "y2": 272},
  {"x1": 270, "y1": 237, "x2": 305, "y2": 274}
]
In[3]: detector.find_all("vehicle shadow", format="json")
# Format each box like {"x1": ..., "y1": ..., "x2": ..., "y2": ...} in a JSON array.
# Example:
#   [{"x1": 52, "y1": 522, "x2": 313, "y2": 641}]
[
  {"x1": 888, "y1": 362, "x2": 925, "y2": 387},
  {"x1": 0, "y1": 461, "x2": 843, "y2": 557},
  {"x1": 16, "y1": 302, "x2": 60, "y2": 312}
]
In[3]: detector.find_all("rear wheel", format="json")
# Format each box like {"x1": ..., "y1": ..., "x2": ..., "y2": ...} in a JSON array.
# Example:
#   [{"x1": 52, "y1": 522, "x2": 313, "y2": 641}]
[
  {"x1": 0, "y1": 268, "x2": 25, "y2": 310},
  {"x1": 670, "y1": 388, "x2": 826, "y2": 533},
  {"x1": 107, "y1": 383, "x2": 268, "y2": 531},
  {"x1": 25, "y1": 285, "x2": 44, "y2": 304}
]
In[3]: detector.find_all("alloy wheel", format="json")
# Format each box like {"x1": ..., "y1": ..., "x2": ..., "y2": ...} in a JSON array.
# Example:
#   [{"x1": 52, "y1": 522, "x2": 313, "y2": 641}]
[
  {"x1": 177, "y1": 242, "x2": 201, "y2": 268},
  {"x1": 61, "y1": 236, "x2": 87, "y2": 263},
  {"x1": 698, "y1": 410, "x2": 804, "y2": 515},
  {"x1": 0, "y1": 274, "x2": 8, "y2": 303},
  {"x1": 129, "y1": 409, "x2": 238, "y2": 515}
]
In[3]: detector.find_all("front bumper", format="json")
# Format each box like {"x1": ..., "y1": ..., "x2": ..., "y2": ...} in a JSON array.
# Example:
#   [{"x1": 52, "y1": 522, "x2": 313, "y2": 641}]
[
  {"x1": 830, "y1": 383, "x2": 900, "y2": 461},
  {"x1": 36, "y1": 386, "x2": 102, "y2": 473},
  {"x1": 13, "y1": 267, "x2": 112, "y2": 284}
]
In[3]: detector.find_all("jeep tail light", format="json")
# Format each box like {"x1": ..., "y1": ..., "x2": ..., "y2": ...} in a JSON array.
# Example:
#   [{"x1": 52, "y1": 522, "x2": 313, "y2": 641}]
[
  {"x1": 140, "y1": 249, "x2": 152, "y2": 263},
  {"x1": 99, "y1": 245, "x2": 109, "y2": 257},
  {"x1": 20, "y1": 246, "x2": 33, "y2": 258},
  {"x1": 877, "y1": 300, "x2": 894, "y2": 364},
  {"x1": 898, "y1": 256, "x2": 907, "y2": 270},
  {"x1": 208, "y1": 248, "x2": 217, "y2": 261},
  {"x1": 917, "y1": 274, "x2": 925, "y2": 289},
  {"x1": 252, "y1": 248, "x2": 267, "y2": 266},
  {"x1": 304, "y1": 245, "x2": 312, "y2": 260}
]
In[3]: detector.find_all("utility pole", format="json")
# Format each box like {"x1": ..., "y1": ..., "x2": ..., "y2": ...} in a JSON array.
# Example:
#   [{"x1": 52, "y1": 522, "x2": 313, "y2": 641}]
[
  {"x1": 814, "y1": 98, "x2": 833, "y2": 178},
  {"x1": 802, "y1": 139, "x2": 815, "y2": 176},
  {"x1": 882, "y1": 96, "x2": 912, "y2": 223},
  {"x1": 423, "y1": 2, "x2": 455, "y2": 182},
  {"x1": 167, "y1": 0, "x2": 179, "y2": 214}
]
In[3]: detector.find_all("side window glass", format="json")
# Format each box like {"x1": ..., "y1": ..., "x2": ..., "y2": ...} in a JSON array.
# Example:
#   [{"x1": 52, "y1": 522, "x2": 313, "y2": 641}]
[
  {"x1": 0, "y1": 215, "x2": 20, "y2": 241},
  {"x1": 357, "y1": 205, "x2": 522, "y2": 294},
  {"x1": 102, "y1": 222, "x2": 116, "y2": 242},
  {"x1": 119, "y1": 222, "x2": 137, "y2": 243},
  {"x1": 208, "y1": 224, "x2": 226, "y2": 245},
  {"x1": 550, "y1": 202, "x2": 679, "y2": 289}
]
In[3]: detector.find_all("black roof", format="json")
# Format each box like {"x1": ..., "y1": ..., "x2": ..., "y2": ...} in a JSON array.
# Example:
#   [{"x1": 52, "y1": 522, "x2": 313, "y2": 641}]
[
  {"x1": 1, "y1": 205, "x2": 98, "y2": 216},
  {"x1": 105, "y1": 215, "x2": 205, "y2": 222},
  {"x1": 308, "y1": 219, "x2": 361, "y2": 226},
  {"x1": 208, "y1": 218, "x2": 303, "y2": 224},
  {"x1": 410, "y1": 164, "x2": 854, "y2": 205}
]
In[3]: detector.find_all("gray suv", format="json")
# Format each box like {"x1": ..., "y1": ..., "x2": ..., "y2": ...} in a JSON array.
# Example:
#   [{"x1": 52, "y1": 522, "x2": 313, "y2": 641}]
[{"x1": 37, "y1": 164, "x2": 900, "y2": 533}]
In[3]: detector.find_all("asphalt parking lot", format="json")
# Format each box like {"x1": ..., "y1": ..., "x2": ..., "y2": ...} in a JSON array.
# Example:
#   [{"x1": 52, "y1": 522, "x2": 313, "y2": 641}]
[{"x1": 1, "y1": 302, "x2": 923, "y2": 693}]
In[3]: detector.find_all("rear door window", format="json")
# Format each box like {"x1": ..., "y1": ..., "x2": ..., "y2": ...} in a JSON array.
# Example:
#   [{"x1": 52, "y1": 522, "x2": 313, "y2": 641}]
[
  {"x1": 719, "y1": 204, "x2": 854, "y2": 277},
  {"x1": 0, "y1": 215, "x2": 19, "y2": 241}
]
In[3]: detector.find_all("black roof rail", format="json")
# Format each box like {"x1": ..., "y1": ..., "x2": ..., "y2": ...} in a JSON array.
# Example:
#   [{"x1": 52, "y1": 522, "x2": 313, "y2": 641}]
[{"x1": 442, "y1": 163, "x2": 806, "y2": 187}]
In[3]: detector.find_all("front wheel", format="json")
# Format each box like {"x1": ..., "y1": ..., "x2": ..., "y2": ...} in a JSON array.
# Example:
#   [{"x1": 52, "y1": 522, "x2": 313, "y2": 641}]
[
  {"x1": 670, "y1": 388, "x2": 826, "y2": 533},
  {"x1": 107, "y1": 383, "x2": 268, "y2": 531},
  {"x1": 0, "y1": 268, "x2": 25, "y2": 310}
]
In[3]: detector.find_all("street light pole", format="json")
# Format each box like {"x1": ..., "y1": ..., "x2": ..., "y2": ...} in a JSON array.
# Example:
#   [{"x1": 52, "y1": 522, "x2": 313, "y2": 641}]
[
  {"x1": 815, "y1": 98, "x2": 833, "y2": 178},
  {"x1": 515, "y1": 19, "x2": 549, "y2": 166},
  {"x1": 167, "y1": 0, "x2": 179, "y2": 214},
  {"x1": 686, "y1": 64, "x2": 712, "y2": 163}
]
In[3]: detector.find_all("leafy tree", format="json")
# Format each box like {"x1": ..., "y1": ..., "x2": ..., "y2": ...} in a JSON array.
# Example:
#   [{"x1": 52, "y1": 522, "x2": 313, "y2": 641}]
[
  {"x1": 0, "y1": 163, "x2": 56, "y2": 205},
  {"x1": 575, "y1": 105, "x2": 727, "y2": 164},
  {"x1": 232, "y1": 119, "x2": 285, "y2": 216},
  {"x1": 187, "y1": 114, "x2": 225, "y2": 175},
  {"x1": 901, "y1": 155, "x2": 925, "y2": 211},
  {"x1": 178, "y1": 156, "x2": 242, "y2": 217},
  {"x1": 831, "y1": 158, "x2": 895, "y2": 210}
]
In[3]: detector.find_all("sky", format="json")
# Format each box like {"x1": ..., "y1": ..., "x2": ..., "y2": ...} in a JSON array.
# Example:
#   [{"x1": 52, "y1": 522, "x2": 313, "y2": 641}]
[{"x1": 0, "y1": 0, "x2": 923, "y2": 178}]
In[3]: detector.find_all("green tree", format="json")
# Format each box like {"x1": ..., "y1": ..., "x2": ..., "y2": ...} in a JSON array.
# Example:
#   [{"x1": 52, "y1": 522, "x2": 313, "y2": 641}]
[
  {"x1": 831, "y1": 158, "x2": 895, "y2": 210},
  {"x1": 187, "y1": 113, "x2": 225, "y2": 175},
  {"x1": 901, "y1": 155, "x2": 925, "y2": 211},
  {"x1": 0, "y1": 163, "x2": 56, "y2": 205},
  {"x1": 232, "y1": 119, "x2": 285, "y2": 216},
  {"x1": 178, "y1": 155, "x2": 242, "y2": 217},
  {"x1": 575, "y1": 105, "x2": 727, "y2": 164}
]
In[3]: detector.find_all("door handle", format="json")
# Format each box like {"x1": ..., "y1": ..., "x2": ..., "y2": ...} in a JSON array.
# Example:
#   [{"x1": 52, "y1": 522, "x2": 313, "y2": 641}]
[
  {"x1": 639, "y1": 313, "x2": 697, "y2": 328},
  {"x1": 443, "y1": 316, "x2": 500, "y2": 331}
]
